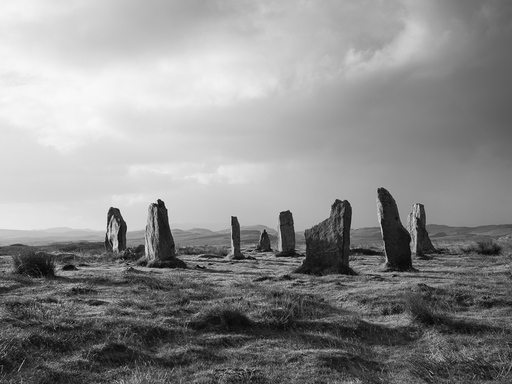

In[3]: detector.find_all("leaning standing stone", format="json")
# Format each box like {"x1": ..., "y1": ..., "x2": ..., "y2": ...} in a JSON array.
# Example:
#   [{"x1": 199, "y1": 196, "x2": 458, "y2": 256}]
[
  {"x1": 144, "y1": 199, "x2": 185, "y2": 268},
  {"x1": 295, "y1": 199, "x2": 355, "y2": 275},
  {"x1": 277, "y1": 210, "x2": 296, "y2": 256},
  {"x1": 227, "y1": 216, "x2": 245, "y2": 260},
  {"x1": 256, "y1": 229, "x2": 272, "y2": 252},
  {"x1": 104, "y1": 207, "x2": 127, "y2": 253},
  {"x1": 407, "y1": 203, "x2": 436, "y2": 256},
  {"x1": 377, "y1": 188, "x2": 414, "y2": 271}
]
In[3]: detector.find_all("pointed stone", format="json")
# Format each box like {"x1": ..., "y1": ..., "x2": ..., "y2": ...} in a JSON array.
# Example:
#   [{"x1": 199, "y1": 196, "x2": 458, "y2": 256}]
[
  {"x1": 144, "y1": 199, "x2": 185, "y2": 268},
  {"x1": 227, "y1": 216, "x2": 245, "y2": 260},
  {"x1": 377, "y1": 188, "x2": 415, "y2": 271},
  {"x1": 407, "y1": 203, "x2": 436, "y2": 256},
  {"x1": 276, "y1": 210, "x2": 296, "y2": 256},
  {"x1": 256, "y1": 229, "x2": 272, "y2": 252},
  {"x1": 295, "y1": 199, "x2": 355, "y2": 275},
  {"x1": 104, "y1": 207, "x2": 127, "y2": 253}
]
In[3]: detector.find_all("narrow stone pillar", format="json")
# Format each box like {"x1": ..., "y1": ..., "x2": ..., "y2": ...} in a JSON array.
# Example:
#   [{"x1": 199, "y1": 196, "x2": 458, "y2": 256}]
[
  {"x1": 227, "y1": 216, "x2": 245, "y2": 260},
  {"x1": 407, "y1": 203, "x2": 436, "y2": 256},
  {"x1": 144, "y1": 199, "x2": 185, "y2": 268},
  {"x1": 277, "y1": 210, "x2": 296, "y2": 256},
  {"x1": 377, "y1": 188, "x2": 414, "y2": 271},
  {"x1": 104, "y1": 207, "x2": 127, "y2": 253},
  {"x1": 256, "y1": 229, "x2": 272, "y2": 252}
]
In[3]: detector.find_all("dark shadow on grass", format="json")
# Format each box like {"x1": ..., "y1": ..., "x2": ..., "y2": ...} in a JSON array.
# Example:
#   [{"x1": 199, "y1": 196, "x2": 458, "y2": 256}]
[
  {"x1": 319, "y1": 353, "x2": 388, "y2": 384},
  {"x1": 435, "y1": 317, "x2": 508, "y2": 334},
  {"x1": 189, "y1": 308, "x2": 254, "y2": 332},
  {"x1": 405, "y1": 291, "x2": 508, "y2": 334},
  {"x1": 288, "y1": 319, "x2": 420, "y2": 347},
  {"x1": 85, "y1": 342, "x2": 151, "y2": 366}
]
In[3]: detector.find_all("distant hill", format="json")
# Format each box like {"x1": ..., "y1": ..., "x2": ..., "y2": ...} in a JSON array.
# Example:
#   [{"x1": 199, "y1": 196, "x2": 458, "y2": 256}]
[
  {"x1": 350, "y1": 224, "x2": 512, "y2": 246},
  {"x1": 0, "y1": 228, "x2": 105, "y2": 246},
  {"x1": 0, "y1": 226, "x2": 283, "y2": 247},
  {"x1": 0, "y1": 224, "x2": 510, "y2": 247}
]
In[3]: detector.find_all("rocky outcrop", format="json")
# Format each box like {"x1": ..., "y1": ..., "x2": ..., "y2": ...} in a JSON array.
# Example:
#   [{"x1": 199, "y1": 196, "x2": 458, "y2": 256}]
[
  {"x1": 407, "y1": 203, "x2": 436, "y2": 256},
  {"x1": 295, "y1": 199, "x2": 355, "y2": 275},
  {"x1": 226, "y1": 216, "x2": 245, "y2": 260},
  {"x1": 377, "y1": 188, "x2": 414, "y2": 271},
  {"x1": 143, "y1": 199, "x2": 185, "y2": 268},
  {"x1": 276, "y1": 210, "x2": 296, "y2": 256},
  {"x1": 104, "y1": 207, "x2": 127, "y2": 253},
  {"x1": 256, "y1": 229, "x2": 272, "y2": 252}
]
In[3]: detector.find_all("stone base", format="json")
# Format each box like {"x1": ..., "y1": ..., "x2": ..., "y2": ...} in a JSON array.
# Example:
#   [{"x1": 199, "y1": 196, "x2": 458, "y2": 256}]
[
  {"x1": 275, "y1": 250, "x2": 301, "y2": 257},
  {"x1": 225, "y1": 252, "x2": 246, "y2": 260},
  {"x1": 378, "y1": 262, "x2": 418, "y2": 272},
  {"x1": 294, "y1": 263, "x2": 357, "y2": 276},
  {"x1": 137, "y1": 257, "x2": 187, "y2": 269}
]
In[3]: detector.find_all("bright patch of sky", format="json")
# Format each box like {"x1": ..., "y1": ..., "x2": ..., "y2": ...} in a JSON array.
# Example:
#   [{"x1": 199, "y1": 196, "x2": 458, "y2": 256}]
[{"x1": 1, "y1": 0, "x2": 511, "y2": 231}]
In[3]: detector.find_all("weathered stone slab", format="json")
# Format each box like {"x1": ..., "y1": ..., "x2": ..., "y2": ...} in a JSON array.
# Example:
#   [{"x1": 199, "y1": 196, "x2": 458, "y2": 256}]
[
  {"x1": 276, "y1": 210, "x2": 296, "y2": 256},
  {"x1": 407, "y1": 203, "x2": 436, "y2": 256},
  {"x1": 144, "y1": 199, "x2": 185, "y2": 268},
  {"x1": 104, "y1": 207, "x2": 127, "y2": 253},
  {"x1": 226, "y1": 216, "x2": 245, "y2": 260},
  {"x1": 295, "y1": 199, "x2": 355, "y2": 275},
  {"x1": 377, "y1": 188, "x2": 414, "y2": 271},
  {"x1": 256, "y1": 229, "x2": 272, "y2": 252}
]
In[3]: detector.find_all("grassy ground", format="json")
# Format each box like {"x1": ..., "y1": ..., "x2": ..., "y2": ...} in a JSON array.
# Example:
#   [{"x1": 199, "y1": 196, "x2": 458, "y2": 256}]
[{"x1": 0, "y1": 240, "x2": 512, "y2": 383}]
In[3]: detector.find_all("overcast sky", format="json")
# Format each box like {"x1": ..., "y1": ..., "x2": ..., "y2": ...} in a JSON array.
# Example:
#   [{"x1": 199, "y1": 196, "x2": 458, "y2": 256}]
[{"x1": 1, "y1": 0, "x2": 511, "y2": 231}]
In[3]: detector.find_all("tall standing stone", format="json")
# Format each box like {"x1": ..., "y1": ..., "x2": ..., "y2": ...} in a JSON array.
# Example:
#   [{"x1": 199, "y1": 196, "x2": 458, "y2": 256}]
[
  {"x1": 227, "y1": 216, "x2": 244, "y2": 260},
  {"x1": 144, "y1": 199, "x2": 185, "y2": 268},
  {"x1": 407, "y1": 203, "x2": 436, "y2": 256},
  {"x1": 377, "y1": 188, "x2": 414, "y2": 271},
  {"x1": 277, "y1": 210, "x2": 296, "y2": 256},
  {"x1": 295, "y1": 199, "x2": 355, "y2": 275},
  {"x1": 104, "y1": 207, "x2": 127, "y2": 253},
  {"x1": 256, "y1": 229, "x2": 272, "y2": 252}
]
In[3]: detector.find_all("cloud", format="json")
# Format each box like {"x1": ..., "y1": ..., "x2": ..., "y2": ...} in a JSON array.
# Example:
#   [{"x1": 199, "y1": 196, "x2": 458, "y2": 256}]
[
  {"x1": 129, "y1": 162, "x2": 267, "y2": 186},
  {"x1": 0, "y1": 0, "x2": 405, "y2": 143},
  {"x1": 111, "y1": 194, "x2": 151, "y2": 207},
  {"x1": 1, "y1": 0, "x2": 512, "y2": 229}
]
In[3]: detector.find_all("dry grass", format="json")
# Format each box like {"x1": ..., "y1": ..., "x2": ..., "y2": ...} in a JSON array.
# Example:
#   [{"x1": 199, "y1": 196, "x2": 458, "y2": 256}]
[
  {"x1": 176, "y1": 244, "x2": 229, "y2": 257},
  {"x1": 460, "y1": 240, "x2": 503, "y2": 255},
  {"x1": 0, "y1": 238, "x2": 511, "y2": 383},
  {"x1": 11, "y1": 251, "x2": 56, "y2": 278}
]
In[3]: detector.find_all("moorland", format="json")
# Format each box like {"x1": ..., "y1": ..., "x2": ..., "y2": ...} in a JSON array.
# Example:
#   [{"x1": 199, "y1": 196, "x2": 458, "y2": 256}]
[{"x1": 1, "y1": 225, "x2": 512, "y2": 383}]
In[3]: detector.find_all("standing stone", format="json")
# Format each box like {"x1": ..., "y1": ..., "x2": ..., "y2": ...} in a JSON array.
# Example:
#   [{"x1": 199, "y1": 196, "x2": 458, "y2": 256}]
[
  {"x1": 295, "y1": 199, "x2": 355, "y2": 275},
  {"x1": 144, "y1": 199, "x2": 185, "y2": 268},
  {"x1": 227, "y1": 216, "x2": 245, "y2": 260},
  {"x1": 407, "y1": 203, "x2": 436, "y2": 256},
  {"x1": 277, "y1": 210, "x2": 296, "y2": 256},
  {"x1": 377, "y1": 188, "x2": 414, "y2": 271},
  {"x1": 104, "y1": 207, "x2": 127, "y2": 253},
  {"x1": 256, "y1": 229, "x2": 272, "y2": 252}
]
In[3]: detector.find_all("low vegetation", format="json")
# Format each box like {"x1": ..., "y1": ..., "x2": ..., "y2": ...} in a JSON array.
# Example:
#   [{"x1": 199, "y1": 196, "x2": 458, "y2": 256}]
[
  {"x1": 0, "y1": 239, "x2": 511, "y2": 383},
  {"x1": 460, "y1": 239, "x2": 503, "y2": 255},
  {"x1": 176, "y1": 244, "x2": 229, "y2": 257},
  {"x1": 11, "y1": 251, "x2": 56, "y2": 278}
]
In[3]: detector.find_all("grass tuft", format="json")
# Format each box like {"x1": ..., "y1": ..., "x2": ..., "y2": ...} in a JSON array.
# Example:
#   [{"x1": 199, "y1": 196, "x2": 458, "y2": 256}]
[
  {"x1": 85, "y1": 342, "x2": 145, "y2": 365},
  {"x1": 460, "y1": 240, "x2": 502, "y2": 255},
  {"x1": 176, "y1": 244, "x2": 229, "y2": 256},
  {"x1": 254, "y1": 289, "x2": 330, "y2": 329},
  {"x1": 189, "y1": 302, "x2": 253, "y2": 331},
  {"x1": 404, "y1": 292, "x2": 448, "y2": 326},
  {"x1": 11, "y1": 251, "x2": 56, "y2": 278}
]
